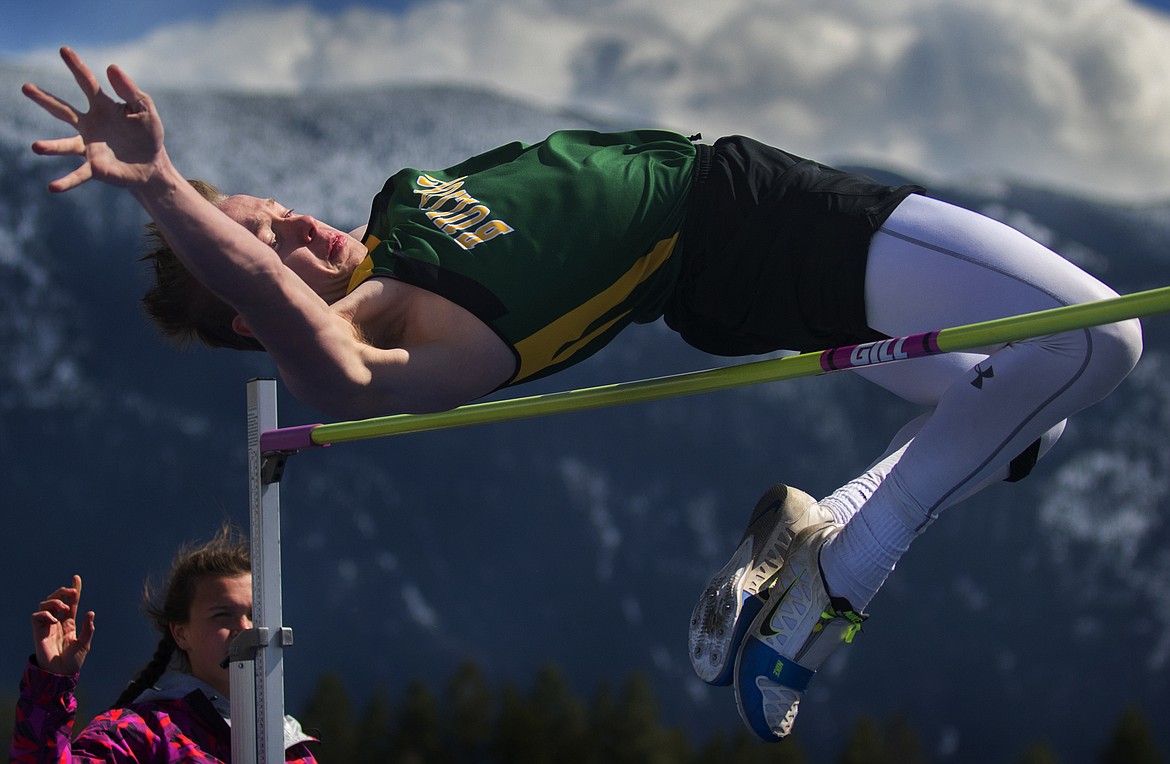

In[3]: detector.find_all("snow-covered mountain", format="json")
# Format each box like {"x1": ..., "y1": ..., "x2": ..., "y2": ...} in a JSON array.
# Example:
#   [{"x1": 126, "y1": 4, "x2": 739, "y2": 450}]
[{"x1": 1, "y1": 61, "x2": 1167, "y2": 762}]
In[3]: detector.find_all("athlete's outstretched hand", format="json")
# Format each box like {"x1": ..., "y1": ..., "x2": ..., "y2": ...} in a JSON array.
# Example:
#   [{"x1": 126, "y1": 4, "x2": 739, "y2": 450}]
[
  {"x1": 32, "y1": 575, "x2": 96, "y2": 676},
  {"x1": 22, "y1": 46, "x2": 166, "y2": 193}
]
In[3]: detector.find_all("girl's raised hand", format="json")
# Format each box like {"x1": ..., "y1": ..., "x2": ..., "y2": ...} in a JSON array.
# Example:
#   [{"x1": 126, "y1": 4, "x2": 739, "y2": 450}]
[{"x1": 32, "y1": 575, "x2": 96, "y2": 676}]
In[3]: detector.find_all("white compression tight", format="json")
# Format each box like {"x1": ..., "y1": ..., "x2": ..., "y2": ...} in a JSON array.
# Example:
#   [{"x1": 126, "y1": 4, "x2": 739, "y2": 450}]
[{"x1": 816, "y1": 193, "x2": 1143, "y2": 610}]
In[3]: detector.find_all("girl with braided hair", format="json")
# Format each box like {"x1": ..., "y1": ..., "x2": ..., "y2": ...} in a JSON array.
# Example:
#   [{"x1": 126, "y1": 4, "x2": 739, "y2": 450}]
[{"x1": 9, "y1": 525, "x2": 317, "y2": 763}]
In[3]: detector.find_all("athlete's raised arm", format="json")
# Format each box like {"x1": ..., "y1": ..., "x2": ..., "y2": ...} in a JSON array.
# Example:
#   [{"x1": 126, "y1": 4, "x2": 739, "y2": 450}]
[
  {"x1": 23, "y1": 50, "x2": 371, "y2": 393},
  {"x1": 22, "y1": 48, "x2": 325, "y2": 317},
  {"x1": 23, "y1": 48, "x2": 512, "y2": 418}
]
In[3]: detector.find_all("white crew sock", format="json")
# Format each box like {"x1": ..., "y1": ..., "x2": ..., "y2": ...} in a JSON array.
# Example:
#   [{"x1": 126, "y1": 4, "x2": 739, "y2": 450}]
[
  {"x1": 818, "y1": 493, "x2": 920, "y2": 611},
  {"x1": 816, "y1": 447, "x2": 915, "y2": 610}
]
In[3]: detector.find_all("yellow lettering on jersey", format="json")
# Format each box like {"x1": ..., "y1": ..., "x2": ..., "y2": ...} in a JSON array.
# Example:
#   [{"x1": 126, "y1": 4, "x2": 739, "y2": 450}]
[
  {"x1": 436, "y1": 205, "x2": 490, "y2": 234},
  {"x1": 414, "y1": 176, "x2": 467, "y2": 209},
  {"x1": 414, "y1": 173, "x2": 513, "y2": 251},
  {"x1": 455, "y1": 220, "x2": 514, "y2": 250},
  {"x1": 511, "y1": 233, "x2": 679, "y2": 382}
]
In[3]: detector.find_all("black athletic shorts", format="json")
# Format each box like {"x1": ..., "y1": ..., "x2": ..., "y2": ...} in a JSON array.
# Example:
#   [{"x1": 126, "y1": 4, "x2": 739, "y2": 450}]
[{"x1": 664, "y1": 135, "x2": 923, "y2": 355}]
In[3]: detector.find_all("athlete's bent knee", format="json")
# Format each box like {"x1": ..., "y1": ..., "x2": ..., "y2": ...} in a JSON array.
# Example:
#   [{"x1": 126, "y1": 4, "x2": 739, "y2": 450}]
[{"x1": 1098, "y1": 317, "x2": 1143, "y2": 374}]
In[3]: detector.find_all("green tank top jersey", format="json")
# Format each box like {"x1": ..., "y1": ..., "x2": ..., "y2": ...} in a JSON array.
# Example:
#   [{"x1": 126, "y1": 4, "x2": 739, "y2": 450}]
[{"x1": 351, "y1": 130, "x2": 697, "y2": 386}]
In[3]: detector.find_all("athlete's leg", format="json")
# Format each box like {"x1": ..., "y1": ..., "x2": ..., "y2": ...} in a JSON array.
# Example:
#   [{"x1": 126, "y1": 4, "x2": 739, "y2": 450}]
[
  {"x1": 818, "y1": 193, "x2": 1142, "y2": 610},
  {"x1": 818, "y1": 415, "x2": 1065, "y2": 530}
]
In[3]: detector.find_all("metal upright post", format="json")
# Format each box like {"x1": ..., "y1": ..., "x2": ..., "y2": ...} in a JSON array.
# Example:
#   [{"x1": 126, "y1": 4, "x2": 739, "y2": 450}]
[{"x1": 231, "y1": 378, "x2": 292, "y2": 764}]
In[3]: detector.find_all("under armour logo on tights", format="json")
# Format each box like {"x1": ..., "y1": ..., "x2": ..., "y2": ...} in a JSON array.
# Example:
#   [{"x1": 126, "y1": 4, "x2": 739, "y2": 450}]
[{"x1": 971, "y1": 364, "x2": 995, "y2": 389}]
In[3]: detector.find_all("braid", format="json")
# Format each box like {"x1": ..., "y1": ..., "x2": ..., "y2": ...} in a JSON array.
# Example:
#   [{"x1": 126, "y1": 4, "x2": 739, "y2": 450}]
[{"x1": 113, "y1": 637, "x2": 175, "y2": 708}]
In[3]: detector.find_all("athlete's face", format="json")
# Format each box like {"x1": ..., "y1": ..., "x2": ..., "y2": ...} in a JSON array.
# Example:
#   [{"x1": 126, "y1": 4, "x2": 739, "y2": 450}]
[
  {"x1": 170, "y1": 574, "x2": 252, "y2": 698},
  {"x1": 219, "y1": 194, "x2": 367, "y2": 304}
]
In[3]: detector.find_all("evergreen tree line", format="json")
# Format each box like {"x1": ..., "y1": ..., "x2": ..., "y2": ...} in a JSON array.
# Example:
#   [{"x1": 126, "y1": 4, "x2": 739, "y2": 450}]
[
  {"x1": 294, "y1": 661, "x2": 1167, "y2": 764},
  {"x1": 0, "y1": 661, "x2": 1163, "y2": 762}
]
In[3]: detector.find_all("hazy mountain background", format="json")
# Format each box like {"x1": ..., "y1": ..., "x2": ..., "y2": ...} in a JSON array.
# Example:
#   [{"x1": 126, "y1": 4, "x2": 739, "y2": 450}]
[{"x1": 2, "y1": 50, "x2": 1170, "y2": 763}]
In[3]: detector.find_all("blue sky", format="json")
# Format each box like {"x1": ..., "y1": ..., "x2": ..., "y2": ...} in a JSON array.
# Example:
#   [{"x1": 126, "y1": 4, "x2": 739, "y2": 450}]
[
  {"x1": 5, "y1": 0, "x2": 1169, "y2": 55},
  {"x1": 9, "y1": 0, "x2": 1170, "y2": 201},
  {"x1": 0, "y1": 0, "x2": 415, "y2": 53}
]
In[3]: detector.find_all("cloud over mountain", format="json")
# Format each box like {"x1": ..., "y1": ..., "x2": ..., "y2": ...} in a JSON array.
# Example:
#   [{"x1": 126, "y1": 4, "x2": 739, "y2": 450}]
[{"x1": 21, "y1": 0, "x2": 1170, "y2": 200}]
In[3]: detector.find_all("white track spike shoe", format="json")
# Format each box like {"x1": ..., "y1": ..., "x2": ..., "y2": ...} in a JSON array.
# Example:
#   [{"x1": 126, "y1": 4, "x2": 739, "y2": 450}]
[
  {"x1": 688, "y1": 484, "x2": 833, "y2": 686},
  {"x1": 734, "y1": 522, "x2": 866, "y2": 741}
]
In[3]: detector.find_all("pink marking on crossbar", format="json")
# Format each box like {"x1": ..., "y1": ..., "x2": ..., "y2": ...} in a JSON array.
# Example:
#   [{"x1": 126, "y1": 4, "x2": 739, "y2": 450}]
[
  {"x1": 819, "y1": 331, "x2": 942, "y2": 372},
  {"x1": 259, "y1": 424, "x2": 326, "y2": 453}
]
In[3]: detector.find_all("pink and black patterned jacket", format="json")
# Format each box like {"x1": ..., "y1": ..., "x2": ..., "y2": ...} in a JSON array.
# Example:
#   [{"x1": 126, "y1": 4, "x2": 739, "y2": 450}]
[{"x1": 9, "y1": 659, "x2": 318, "y2": 763}]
